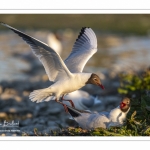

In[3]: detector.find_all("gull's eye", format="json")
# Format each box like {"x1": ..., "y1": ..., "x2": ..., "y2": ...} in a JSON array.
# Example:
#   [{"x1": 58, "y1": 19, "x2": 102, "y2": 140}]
[
  {"x1": 126, "y1": 101, "x2": 129, "y2": 104},
  {"x1": 93, "y1": 78, "x2": 98, "y2": 82}
]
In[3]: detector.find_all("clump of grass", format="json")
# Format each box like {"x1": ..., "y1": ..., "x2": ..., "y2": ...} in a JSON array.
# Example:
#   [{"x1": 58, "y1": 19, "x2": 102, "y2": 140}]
[
  {"x1": 116, "y1": 68, "x2": 150, "y2": 136},
  {"x1": 118, "y1": 68, "x2": 150, "y2": 96}
]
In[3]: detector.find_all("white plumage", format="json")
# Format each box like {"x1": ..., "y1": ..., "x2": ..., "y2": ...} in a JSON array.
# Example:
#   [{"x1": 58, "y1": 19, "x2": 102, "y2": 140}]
[
  {"x1": 47, "y1": 33, "x2": 62, "y2": 55},
  {"x1": 66, "y1": 97, "x2": 130, "y2": 129},
  {"x1": 60, "y1": 90, "x2": 101, "y2": 110},
  {"x1": 1, "y1": 23, "x2": 104, "y2": 108}
]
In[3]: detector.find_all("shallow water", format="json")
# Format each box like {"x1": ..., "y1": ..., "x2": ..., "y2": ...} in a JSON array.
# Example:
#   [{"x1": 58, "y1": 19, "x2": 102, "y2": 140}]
[
  {"x1": 109, "y1": 36, "x2": 150, "y2": 72},
  {"x1": 0, "y1": 31, "x2": 150, "y2": 81}
]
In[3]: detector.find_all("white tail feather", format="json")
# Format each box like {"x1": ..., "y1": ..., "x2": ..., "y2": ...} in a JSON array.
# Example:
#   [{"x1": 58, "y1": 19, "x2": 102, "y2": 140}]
[
  {"x1": 44, "y1": 96, "x2": 55, "y2": 101},
  {"x1": 29, "y1": 88, "x2": 53, "y2": 103}
]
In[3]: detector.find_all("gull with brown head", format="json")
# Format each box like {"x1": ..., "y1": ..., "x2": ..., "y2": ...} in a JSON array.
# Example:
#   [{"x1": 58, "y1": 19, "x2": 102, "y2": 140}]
[
  {"x1": 66, "y1": 97, "x2": 131, "y2": 129},
  {"x1": 1, "y1": 23, "x2": 104, "y2": 112}
]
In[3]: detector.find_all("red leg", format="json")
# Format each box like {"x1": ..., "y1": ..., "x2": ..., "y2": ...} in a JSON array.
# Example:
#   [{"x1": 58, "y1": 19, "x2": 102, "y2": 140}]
[
  {"x1": 62, "y1": 103, "x2": 68, "y2": 113},
  {"x1": 64, "y1": 100, "x2": 75, "y2": 108},
  {"x1": 61, "y1": 95, "x2": 75, "y2": 108},
  {"x1": 55, "y1": 99, "x2": 68, "y2": 113}
]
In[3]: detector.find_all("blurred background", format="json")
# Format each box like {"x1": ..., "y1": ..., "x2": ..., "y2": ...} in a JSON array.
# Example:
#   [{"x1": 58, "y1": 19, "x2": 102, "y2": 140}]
[{"x1": 0, "y1": 14, "x2": 150, "y2": 136}]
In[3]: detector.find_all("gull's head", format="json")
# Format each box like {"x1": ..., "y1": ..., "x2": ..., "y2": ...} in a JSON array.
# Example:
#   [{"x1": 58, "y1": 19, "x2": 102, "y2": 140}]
[
  {"x1": 120, "y1": 97, "x2": 131, "y2": 112},
  {"x1": 86, "y1": 73, "x2": 104, "y2": 89}
]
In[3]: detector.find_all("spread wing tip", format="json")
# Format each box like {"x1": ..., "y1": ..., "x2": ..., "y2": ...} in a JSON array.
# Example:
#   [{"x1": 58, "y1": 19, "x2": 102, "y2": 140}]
[
  {"x1": 76, "y1": 27, "x2": 91, "y2": 41},
  {"x1": 67, "y1": 105, "x2": 81, "y2": 118},
  {"x1": 1, "y1": 22, "x2": 11, "y2": 28}
]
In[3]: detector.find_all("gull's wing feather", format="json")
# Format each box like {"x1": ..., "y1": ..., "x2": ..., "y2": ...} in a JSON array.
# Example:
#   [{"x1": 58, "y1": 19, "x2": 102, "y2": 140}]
[
  {"x1": 1, "y1": 22, "x2": 72, "y2": 82},
  {"x1": 66, "y1": 105, "x2": 92, "y2": 118},
  {"x1": 64, "y1": 27, "x2": 97, "y2": 73}
]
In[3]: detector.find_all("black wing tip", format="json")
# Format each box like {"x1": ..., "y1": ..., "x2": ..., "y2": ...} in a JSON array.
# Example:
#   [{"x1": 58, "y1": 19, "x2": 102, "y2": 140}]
[
  {"x1": 76, "y1": 27, "x2": 90, "y2": 41},
  {"x1": 80, "y1": 27, "x2": 91, "y2": 33},
  {"x1": 67, "y1": 106, "x2": 81, "y2": 118},
  {"x1": 67, "y1": 105, "x2": 91, "y2": 117},
  {"x1": 81, "y1": 27, "x2": 86, "y2": 31},
  {"x1": 0, "y1": 22, "x2": 13, "y2": 30}
]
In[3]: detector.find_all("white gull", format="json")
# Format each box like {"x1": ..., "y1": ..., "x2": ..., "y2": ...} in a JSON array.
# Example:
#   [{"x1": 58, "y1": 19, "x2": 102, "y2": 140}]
[
  {"x1": 47, "y1": 34, "x2": 102, "y2": 110},
  {"x1": 59, "y1": 90, "x2": 101, "y2": 110},
  {"x1": 47, "y1": 32, "x2": 62, "y2": 55},
  {"x1": 66, "y1": 97, "x2": 130, "y2": 129},
  {"x1": 1, "y1": 23, "x2": 104, "y2": 112}
]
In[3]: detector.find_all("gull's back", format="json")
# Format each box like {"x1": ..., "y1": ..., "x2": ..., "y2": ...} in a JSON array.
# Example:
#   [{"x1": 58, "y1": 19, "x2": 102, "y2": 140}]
[{"x1": 75, "y1": 113, "x2": 110, "y2": 129}]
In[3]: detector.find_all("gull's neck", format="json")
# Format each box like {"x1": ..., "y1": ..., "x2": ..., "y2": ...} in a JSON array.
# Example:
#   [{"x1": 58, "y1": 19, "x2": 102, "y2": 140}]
[{"x1": 73, "y1": 73, "x2": 92, "y2": 85}]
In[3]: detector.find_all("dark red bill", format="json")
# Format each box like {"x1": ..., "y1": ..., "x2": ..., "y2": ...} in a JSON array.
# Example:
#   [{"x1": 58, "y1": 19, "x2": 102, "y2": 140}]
[
  {"x1": 120, "y1": 102, "x2": 126, "y2": 109},
  {"x1": 97, "y1": 83, "x2": 105, "y2": 89}
]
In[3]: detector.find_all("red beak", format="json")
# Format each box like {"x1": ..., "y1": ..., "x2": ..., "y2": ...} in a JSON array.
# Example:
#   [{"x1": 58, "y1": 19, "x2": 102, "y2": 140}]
[
  {"x1": 120, "y1": 102, "x2": 126, "y2": 108},
  {"x1": 98, "y1": 83, "x2": 105, "y2": 89}
]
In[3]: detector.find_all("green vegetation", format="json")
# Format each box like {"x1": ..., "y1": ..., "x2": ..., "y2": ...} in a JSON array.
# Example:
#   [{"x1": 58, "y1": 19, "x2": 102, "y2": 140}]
[
  {"x1": 118, "y1": 68, "x2": 150, "y2": 96},
  {"x1": 1, "y1": 14, "x2": 150, "y2": 35},
  {"x1": 117, "y1": 68, "x2": 150, "y2": 136}
]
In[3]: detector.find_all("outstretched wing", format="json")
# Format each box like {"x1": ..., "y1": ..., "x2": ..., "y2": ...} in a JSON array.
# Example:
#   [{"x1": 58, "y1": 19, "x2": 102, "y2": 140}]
[
  {"x1": 1, "y1": 22, "x2": 72, "y2": 82},
  {"x1": 64, "y1": 27, "x2": 97, "y2": 73}
]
